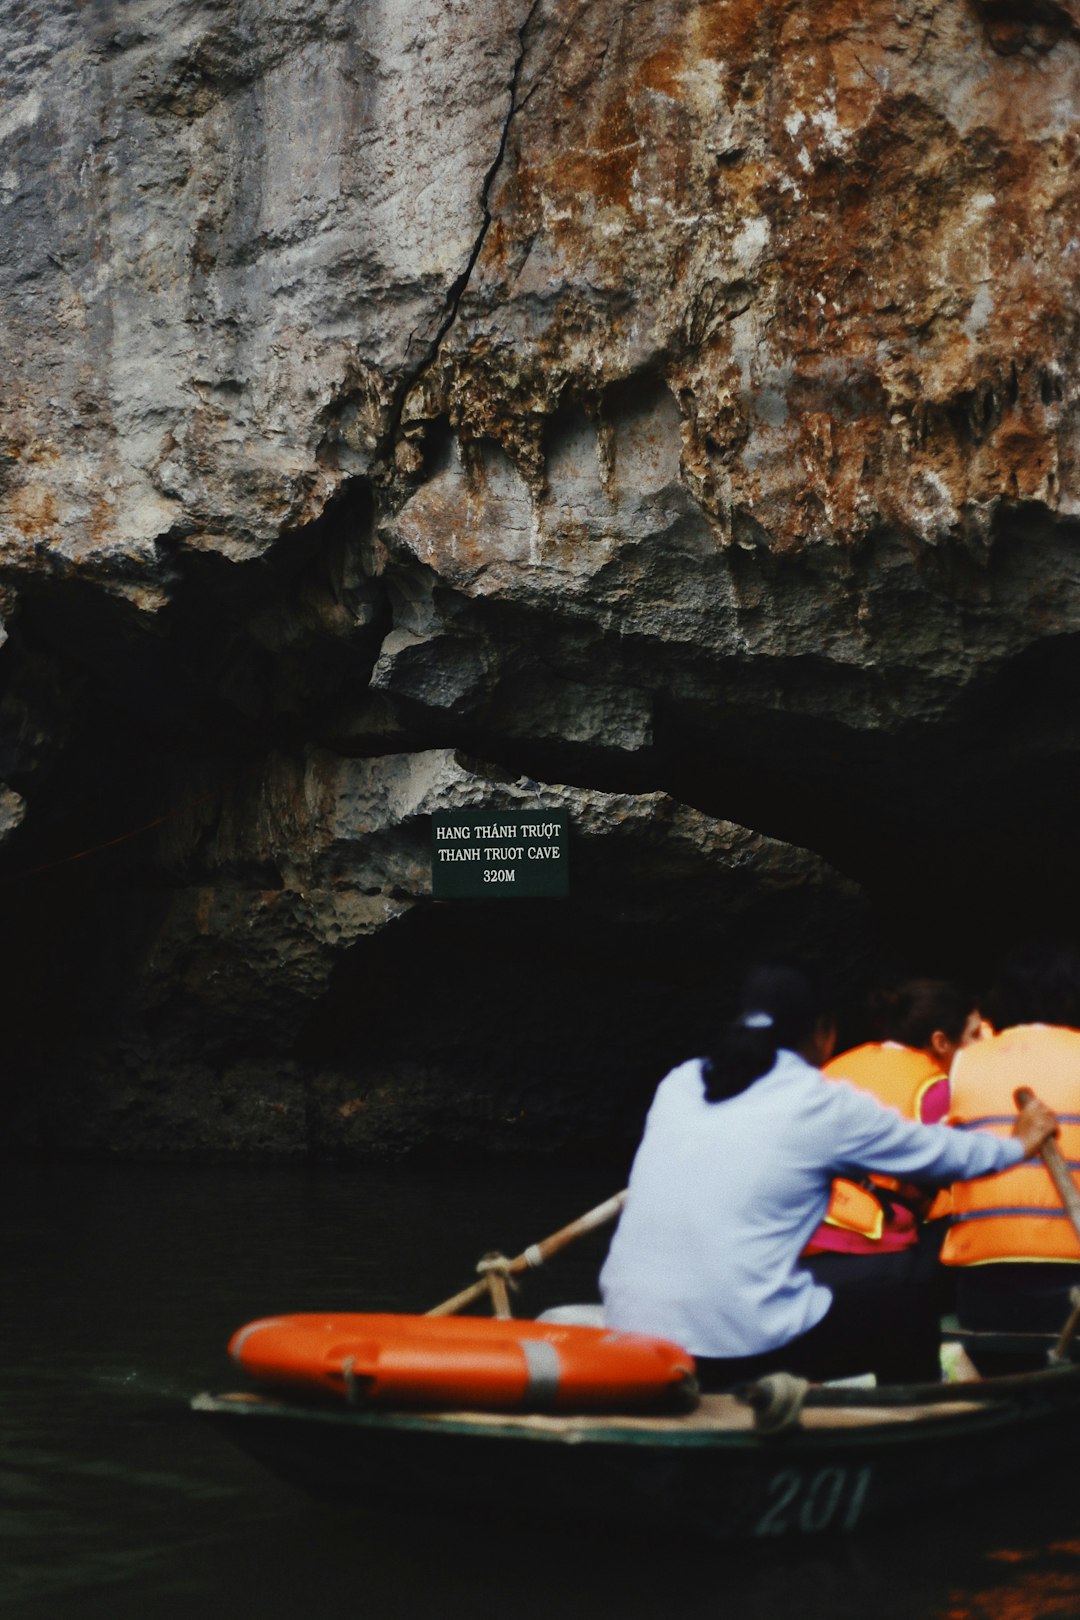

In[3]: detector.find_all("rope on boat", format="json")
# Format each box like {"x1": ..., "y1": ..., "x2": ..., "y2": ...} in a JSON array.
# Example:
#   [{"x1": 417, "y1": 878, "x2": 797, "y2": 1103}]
[
  {"x1": 476, "y1": 1254, "x2": 513, "y2": 1274},
  {"x1": 738, "y1": 1358, "x2": 1080, "y2": 1430},
  {"x1": 740, "y1": 1372, "x2": 810, "y2": 1433},
  {"x1": 475, "y1": 1252, "x2": 517, "y2": 1318}
]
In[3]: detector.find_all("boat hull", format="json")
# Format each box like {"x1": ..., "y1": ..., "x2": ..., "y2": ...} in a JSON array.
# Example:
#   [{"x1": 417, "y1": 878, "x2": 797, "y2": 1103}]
[{"x1": 193, "y1": 1366, "x2": 1080, "y2": 1541}]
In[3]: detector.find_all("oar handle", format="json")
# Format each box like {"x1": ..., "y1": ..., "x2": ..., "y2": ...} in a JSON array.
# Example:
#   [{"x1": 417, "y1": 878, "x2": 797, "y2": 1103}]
[
  {"x1": 522, "y1": 1191, "x2": 628, "y2": 1269},
  {"x1": 1014, "y1": 1087, "x2": 1080, "y2": 1240},
  {"x1": 425, "y1": 1191, "x2": 628, "y2": 1317}
]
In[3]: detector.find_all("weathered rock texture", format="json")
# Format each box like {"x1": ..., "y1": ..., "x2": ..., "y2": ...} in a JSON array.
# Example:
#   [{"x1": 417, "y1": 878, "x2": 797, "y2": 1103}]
[
  {"x1": 2, "y1": 1, "x2": 1080, "y2": 1156},
  {"x1": 27, "y1": 750, "x2": 865, "y2": 1156}
]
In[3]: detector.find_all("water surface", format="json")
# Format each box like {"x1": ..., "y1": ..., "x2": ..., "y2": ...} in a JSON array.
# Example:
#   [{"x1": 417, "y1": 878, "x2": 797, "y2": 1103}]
[{"x1": 4, "y1": 1161, "x2": 1080, "y2": 1619}]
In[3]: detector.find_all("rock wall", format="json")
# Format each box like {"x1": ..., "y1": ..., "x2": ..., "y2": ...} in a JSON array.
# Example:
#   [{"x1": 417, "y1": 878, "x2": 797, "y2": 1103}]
[{"x1": 1, "y1": 2, "x2": 1079, "y2": 1157}]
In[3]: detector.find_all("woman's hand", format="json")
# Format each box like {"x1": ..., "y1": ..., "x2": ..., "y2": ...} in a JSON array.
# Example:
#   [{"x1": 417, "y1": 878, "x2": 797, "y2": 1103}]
[{"x1": 1012, "y1": 1096, "x2": 1059, "y2": 1158}]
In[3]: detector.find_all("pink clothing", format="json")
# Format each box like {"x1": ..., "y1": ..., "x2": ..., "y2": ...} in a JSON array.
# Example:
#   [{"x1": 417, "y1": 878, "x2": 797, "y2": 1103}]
[
  {"x1": 805, "y1": 1067, "x2": 952, "y2": 1256},
  {"x1": 918, "y1": 1076, "x2": 950, "y2": 1125}
]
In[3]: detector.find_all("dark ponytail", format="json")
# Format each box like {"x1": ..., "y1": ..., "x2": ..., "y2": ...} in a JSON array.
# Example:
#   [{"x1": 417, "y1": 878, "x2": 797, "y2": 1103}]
[{"x1": 702, "y1": 965, "x2": 827, "y2": 1103}]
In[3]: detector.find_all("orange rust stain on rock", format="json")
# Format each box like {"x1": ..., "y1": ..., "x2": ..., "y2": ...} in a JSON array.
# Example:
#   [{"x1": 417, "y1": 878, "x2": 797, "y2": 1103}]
[
  {"x1": 6, "y1": 485, "x2": 59, "y2": 542},
  {"x1": 635, "y1": 40, "x2": 687, "y2": 99},
  {"x1": 486, "y1": 150, "x2": 541, "y2": 257},
  {"x1": 18, "y1": 440, "x2": 59, "y2": 468},
  {"x1": 557, "y1": 92, "x2": 641, "y2": 213},
  {"x1": 443, "y1": 0, "x2": 1080, "y2": 563},
  {"x1": 996, "y1": 424, "x2": 1054, "y2": 498},
  {"x1": 86, "y1": 496, "x2": 118, "y2": 549},
  {"x1": 829, "y1": 40, "x2": 886, "y2": 131},
  {"x1": 691, "y1": 0, "x2": 766, "y2": 61}
]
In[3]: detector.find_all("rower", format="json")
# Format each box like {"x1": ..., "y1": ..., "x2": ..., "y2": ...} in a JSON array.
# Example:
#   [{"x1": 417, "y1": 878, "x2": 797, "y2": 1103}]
[
  {"x1": 943, "y1": 940, "x2": 1080, "y2": 1374},
  {"x1": 598, "y1": 964, "x2": 1057, "y2": 1390}
]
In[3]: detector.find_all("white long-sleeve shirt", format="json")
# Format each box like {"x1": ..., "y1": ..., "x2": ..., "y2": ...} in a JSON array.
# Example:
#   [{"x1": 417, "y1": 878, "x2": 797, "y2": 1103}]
[{"x1": 599, "y1": 1048, "x2": 1025, "y2": 1358}]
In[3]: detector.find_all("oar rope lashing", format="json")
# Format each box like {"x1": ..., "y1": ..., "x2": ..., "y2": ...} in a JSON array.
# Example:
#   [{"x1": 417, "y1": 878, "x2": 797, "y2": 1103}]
[{"x1": 426, "y1": 1190, "x2": 628, "y2": 1317}]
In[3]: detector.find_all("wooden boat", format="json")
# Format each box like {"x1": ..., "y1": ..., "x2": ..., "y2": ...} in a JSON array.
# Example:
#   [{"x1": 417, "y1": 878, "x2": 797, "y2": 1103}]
[
  {"x1": 192, "y1": 1184, "x2": 1080, "y2": 1540},
  {"x1": 192, "y1": 1354, "x2": 1080, "y2": 1541}
]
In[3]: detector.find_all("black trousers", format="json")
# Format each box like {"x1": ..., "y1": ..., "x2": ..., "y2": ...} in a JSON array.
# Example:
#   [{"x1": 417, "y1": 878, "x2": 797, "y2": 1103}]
[
  {"x1": 956, "y1": 1261, "x2": 1080, "y2": 1375},
  {"x1": 694, "y1": 1247, "x2": 941, "y2": 1392}
]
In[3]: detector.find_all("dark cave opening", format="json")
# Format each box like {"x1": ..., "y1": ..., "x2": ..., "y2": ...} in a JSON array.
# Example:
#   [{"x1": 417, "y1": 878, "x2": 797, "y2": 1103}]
[
  {"x1": 3, "y1": 708, "x2": 1078, "y2": 1165},
  {"x1": 3, "y1": 519, "x2": 1080, "y2": 1158}
]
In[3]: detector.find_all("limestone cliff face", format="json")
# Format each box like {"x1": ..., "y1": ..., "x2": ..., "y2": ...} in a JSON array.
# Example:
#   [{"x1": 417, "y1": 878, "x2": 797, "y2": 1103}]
[
  {"x1": 0, "y1": 0, "x2": 525, "y2": 577},
  {"x1": 1, "y1": 2, "x2": 1078, "y2": 1156}
]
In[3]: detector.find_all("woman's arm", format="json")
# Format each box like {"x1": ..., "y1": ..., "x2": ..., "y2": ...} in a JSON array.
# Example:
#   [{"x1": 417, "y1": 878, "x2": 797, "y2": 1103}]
[{"x1": 828, "y1": 1081, "x2": 1055, "y2": 1185}]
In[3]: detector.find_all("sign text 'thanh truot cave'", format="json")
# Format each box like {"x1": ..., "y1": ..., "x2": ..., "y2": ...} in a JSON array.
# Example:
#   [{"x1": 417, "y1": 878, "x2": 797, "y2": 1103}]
[{"x1": 431, "y1": 810, "x2": 569, "y2": 899}]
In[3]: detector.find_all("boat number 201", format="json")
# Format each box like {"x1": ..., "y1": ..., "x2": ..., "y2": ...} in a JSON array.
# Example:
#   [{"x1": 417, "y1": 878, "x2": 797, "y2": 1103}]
[{"x1": 753, "y1": 1466, "x2": 873, "y2": 1536}]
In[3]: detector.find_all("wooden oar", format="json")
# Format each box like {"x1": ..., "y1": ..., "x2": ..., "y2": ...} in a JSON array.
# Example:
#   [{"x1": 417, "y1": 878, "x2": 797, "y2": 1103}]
[
  {"x1": 1014, "y1": 1086, "x2": 1080, "y2": 1364},
  {"x1": 1014, "y1": 1087, "x2": 1080, "y2": 1231},
  {"x1": 425, "y1": 1190, "x2": 627, "y2": 1317}
]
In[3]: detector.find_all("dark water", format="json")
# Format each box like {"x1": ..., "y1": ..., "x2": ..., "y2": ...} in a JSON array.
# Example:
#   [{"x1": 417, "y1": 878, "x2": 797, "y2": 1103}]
[{"x1": 5, "y1": 1161, "x2": 1080, "y2": 1620}]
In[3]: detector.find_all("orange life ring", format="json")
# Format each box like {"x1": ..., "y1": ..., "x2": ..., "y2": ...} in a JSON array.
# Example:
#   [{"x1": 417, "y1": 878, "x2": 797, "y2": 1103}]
[{"x1": 229, "y1": 1312, "x2": 697, "y2": 1413}]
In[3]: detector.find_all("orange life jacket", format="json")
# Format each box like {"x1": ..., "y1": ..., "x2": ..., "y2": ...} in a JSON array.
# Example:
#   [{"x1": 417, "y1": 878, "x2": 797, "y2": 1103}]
[
  {"x1": 810, "y1": 1176, "x2": 889, "y2": 1247},
  {"x1": 824, "y1": 1043, "x2": 946, "y2": 1120},
  {"x1": 805, "y1": 1044, "x2": 947, "y2": 1255},
  {"x1": 941, "y1": 1024, "x2": 1080, "y2": 1267}
]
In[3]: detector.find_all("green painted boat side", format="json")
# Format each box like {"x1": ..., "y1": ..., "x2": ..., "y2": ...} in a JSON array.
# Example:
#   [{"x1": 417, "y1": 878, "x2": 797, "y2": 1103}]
[{"x1": 192, "y1": 1363, "x2": 1080, "y2": 1540}]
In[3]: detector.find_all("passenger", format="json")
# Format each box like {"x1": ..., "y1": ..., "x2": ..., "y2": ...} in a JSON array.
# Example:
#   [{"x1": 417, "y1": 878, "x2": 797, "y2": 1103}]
[
  {"x1": 806, "y1": 980, "x2": 984, "y2": 1266},
  {"x1": 832, "y1": 978, "x2": 985, "y2": 1126},
  {"x1": 802, "y1": 979, "x2": 985, "y2": 1377},
  {"x1": 943, "y1": 941, "x2": 1080, "y2": 1373},
  {"x1": 599, "y1": 964, "x2": 1057, "y2": 1390}
]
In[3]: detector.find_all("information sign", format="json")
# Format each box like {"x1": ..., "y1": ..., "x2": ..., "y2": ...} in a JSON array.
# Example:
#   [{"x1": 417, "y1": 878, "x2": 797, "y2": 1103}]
[{"x1": 431, "y1": 810, "x2": 569, "y2": 899}]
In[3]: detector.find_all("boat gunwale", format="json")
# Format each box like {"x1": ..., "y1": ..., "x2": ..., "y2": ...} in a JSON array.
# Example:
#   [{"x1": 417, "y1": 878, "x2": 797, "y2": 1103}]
[{"x1": 191, "y1": 1383, "x2": 1060, "y2": 1450}]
